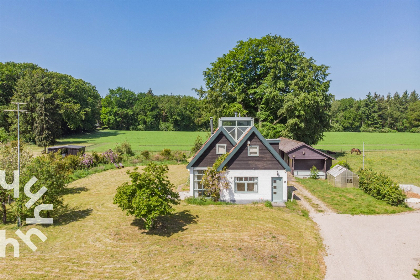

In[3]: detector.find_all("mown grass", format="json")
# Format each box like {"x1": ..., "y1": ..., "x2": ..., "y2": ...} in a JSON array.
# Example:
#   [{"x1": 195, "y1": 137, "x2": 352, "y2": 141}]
[
  {"x1": 0, "y1": 166, "x2": 325, "y2": 279},
  {"x1": 314, "y1": 132, "x2": 420, "y2": 151},
  {"x1": 49, "y1": 130, "x2": 209, "y2": 153},
  {"x1": 297, "y1": 178, "x2": 411, "y2": 215}
]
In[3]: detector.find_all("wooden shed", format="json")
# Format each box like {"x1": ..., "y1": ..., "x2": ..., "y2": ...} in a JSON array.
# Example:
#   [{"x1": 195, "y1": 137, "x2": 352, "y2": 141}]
[
  {"x1": 277, "y1": 137, "x2": 335, "y2": 179},
  {"x1": 327, "y1": 165, "x2": 359, "y2": 188},
  {"x1": 47, "y1": 145, "x2": 86, "y2": 156}
]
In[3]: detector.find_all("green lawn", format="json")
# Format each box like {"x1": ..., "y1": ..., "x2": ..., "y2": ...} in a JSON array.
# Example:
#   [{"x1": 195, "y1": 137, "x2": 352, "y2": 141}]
[
  {"x1": 297, "y1": 178, "x2": 411, "y2": 215},
  {"x1": 314, "y1": 132, "x2": 420, "y2": 151},
  {"x1": 48, "y1": 130, "x2": 209, "y2": 153}
]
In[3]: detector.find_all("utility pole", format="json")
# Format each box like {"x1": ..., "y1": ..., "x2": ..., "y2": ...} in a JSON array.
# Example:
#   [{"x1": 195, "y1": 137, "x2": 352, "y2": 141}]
[
  {"x1": 4, "y1": 102, "x2": 27, "y2": 227},
  {"x1": 363, "y1": 142, "x2": 365, "y2": 170},
  {"x1": 4, "y1": 102, "x2": 28, "y2": 175}
]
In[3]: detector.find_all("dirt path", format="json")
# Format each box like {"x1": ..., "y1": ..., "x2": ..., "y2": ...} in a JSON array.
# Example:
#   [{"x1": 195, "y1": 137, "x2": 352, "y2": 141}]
[{"x1": 292, "y1": 176, "x2": 420, "y2": 280}]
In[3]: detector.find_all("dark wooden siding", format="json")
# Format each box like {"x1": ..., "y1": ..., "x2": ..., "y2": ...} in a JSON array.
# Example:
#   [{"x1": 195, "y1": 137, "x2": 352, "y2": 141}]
[
  {"x1": 294, "y1": 159, "x2": 324, "y2": 170},
  {"x1": 269, "y1": 143, "x2": 280, "y2": 155},
  {"x1": 226, "y1": 133, "x2": 284, "y2": 170},
  {"x1": 326, "y1": 159, "x2": 332, "y2": 171},
  {"x1": 193, "y1": 133, "x2": 234, "y2": 168},
  {"x1": 288, "y1": 146, "x2": 326, "y2": 159}
]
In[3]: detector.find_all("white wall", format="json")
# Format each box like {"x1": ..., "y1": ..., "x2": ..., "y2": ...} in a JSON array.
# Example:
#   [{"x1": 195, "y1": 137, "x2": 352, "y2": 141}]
[
  {"x1": 220, "y1": 169, "x2": 288, "y2": 203},
  {"x1": 188, "y1": 167, "x2": 194, "y2": 197}
]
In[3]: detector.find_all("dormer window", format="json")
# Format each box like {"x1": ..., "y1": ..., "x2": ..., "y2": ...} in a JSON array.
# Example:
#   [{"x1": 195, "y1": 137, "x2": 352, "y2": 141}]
[
  {"x1": 216, "y1": 144, "x2": 227, "y2": 154},
  {"x1": 248, "y1": 145, "x2": 259, "y2": 156},
  {"x1": 219, "y1": 117, "x2": 254, "y2": 142}
]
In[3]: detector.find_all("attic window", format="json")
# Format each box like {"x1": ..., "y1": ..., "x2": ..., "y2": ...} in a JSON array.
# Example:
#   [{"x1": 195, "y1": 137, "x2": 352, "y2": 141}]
[
  {"x1": 248, "y1": 145, "x2": 259, "y2": 156},
  {"x1": 216, "y1": 144, "x2": 227, "y2": 154}
]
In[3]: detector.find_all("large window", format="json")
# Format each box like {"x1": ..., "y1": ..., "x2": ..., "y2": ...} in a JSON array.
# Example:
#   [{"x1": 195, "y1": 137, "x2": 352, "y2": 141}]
[
  {"x1": 235, "y1": 177, "x2": 258, "y2": 193},
  {"x1": 193, "y1": 169, "x2": 206, "y2": 197}
]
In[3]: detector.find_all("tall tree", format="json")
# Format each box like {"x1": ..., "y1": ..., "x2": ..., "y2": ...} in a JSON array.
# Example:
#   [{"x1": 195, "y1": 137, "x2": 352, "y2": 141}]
[
  {"x1": 100, "y1": 87, "x2": 137, "y2": 130},
  {"x1": 198, "y1": 34, "x2": 332, "y2": 145}
]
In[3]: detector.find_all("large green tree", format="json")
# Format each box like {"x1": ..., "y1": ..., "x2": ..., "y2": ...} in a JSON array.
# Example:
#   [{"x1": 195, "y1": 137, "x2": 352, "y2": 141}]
[
  {"x1": 100, "y1": 87, "x2": 137, "y2": 130},
  {"x1": 198, "y1": 34, "x2": 332, "y2": 145}
]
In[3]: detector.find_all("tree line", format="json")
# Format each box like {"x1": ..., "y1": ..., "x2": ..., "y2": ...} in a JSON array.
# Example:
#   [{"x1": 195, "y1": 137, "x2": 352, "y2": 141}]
[
  {"x1": 330, "y1": 91, "x2": 420, "y2": 133},
  {"x1": 100, "y1": 87, "x2": 207, "y2": 131}
]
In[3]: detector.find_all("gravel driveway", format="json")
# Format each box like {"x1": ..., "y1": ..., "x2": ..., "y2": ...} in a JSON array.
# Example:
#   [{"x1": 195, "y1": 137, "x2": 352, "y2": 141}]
[{"x1": 293, "y1": 181, "x2": 420, "y2": 280}]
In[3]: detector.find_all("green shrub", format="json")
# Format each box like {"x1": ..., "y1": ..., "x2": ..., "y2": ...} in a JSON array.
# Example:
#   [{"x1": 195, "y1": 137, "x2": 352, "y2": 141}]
[
  {"x1": 63, "y1": 154, "x2": 81, "y2": 171},
  {"x1": 172, "y1": 151, "x2": 187, "y2": 163},
  {"x1": 159, "y1": 122, "x2": 174, "y2": 131},
  {"x1": 310, "y1": 165, "x2": 319, "y2": 179},
  {"x1": 411, "y1": 127, "x2": 420, "y2": 133},
  {"x1": 141, "y1": 150, "x2": 151, "y2": 160},
  {"x1": 0, "y1": 127, "x2": 8, "y2": 143},
  {"x1": 113, "y1": 163, "x2": 180, "y2": 230},
  {"x1": 115, "y1": 141, "x2": 134, "y2": 156},
  {"x1": 160, "y1": 149, "x2": 172, "y2": 160},
  {"x1": 91, "y1": 151, "x2": 105, "y2": 164},
  {"x1": 332, "y1": 160, "x2": 352, "y2": 170},
  {"x1": 358, "y1": 169, "x2": 407, "y2": 206},
  {"x1": 264, "y1": 201, "x2": 273, "y2": 208}
]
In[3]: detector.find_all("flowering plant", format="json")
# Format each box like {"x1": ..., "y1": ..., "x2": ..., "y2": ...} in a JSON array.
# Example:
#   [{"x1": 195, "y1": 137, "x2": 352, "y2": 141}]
[
  {"x1": 79, "y1": 153, "x2": 94, "y2": 168},
  {"x1": 102, "y1": 149, "x2": 119, "y2": 164}
]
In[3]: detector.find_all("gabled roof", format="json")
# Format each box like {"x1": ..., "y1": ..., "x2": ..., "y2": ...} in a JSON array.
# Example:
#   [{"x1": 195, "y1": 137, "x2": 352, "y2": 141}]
[
  {"x1": 278, "y1": 137, "x2": 335, "y2": 160},
  {"x1": 217, "y1": 126, "x2": 291, "y2": 172},
  {"x1": 278, "y1": 137, "x2": 305, "y2": 153},
  {"x1": 186, "y1": 127, "x2": 236, "y2": 169},
  {"x1": 327, "y1": 165, "x2": 355, "y2": 177}
]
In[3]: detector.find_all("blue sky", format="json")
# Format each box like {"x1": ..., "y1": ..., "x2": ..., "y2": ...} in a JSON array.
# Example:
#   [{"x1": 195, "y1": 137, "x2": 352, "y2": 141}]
[{"x1": 0, "y1": 0, "x2": 419, "y2": 99}]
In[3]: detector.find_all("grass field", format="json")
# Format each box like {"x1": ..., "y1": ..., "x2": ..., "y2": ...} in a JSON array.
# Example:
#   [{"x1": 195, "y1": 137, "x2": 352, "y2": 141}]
[
  {"x1": 26, "y1": 130, "x2": 420, "y2": 186},
  {"x1": 332, "y1": 150, "x2": 420, "y2": 187},
  {"x1": 297, "y1": 178, "x2": 411, "y2": 215},
  {"x1": 37, "y1": 130, "x2": 210, "y2": 153},
  {"x1": 0, "y1": 166, "x2": 325, "y2": 279},
  {"x1": 314, "y1": 132, "x2": 420, "y2": 151}
]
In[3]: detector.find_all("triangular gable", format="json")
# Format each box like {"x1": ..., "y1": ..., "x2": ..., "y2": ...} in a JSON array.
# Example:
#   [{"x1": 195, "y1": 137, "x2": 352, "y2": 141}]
[
  {"x1": 217, "y1": 126, "x2": 291, "y2": 172},
  {"x1": 287, "y1": 143, "x2": 335, "y2": 160},
  {"x1": 186, "y1": 127, "x2": 236, "y2": 169}
]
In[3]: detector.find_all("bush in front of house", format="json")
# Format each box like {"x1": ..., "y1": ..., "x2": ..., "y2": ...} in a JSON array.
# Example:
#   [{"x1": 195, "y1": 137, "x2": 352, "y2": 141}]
[
  {"x1": 358, "y1": 168, "x2": 407, "y2": 207},
  {"x1": 310, "y1": 165, "x2": 319, "y2": 179}
]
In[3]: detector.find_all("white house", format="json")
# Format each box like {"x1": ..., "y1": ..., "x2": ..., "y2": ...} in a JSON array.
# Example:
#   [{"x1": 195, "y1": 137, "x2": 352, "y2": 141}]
[{"x1": 186, "y1": 117, "x2": 291, "y2": 204}]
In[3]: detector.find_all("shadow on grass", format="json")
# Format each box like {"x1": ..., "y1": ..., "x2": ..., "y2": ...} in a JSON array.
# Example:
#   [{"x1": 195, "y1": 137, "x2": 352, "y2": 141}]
[
  {"x1": 53, "y1": 205, "x2": 93, "y2": 226},
  {"x1": 318, "y1": 149, "x2": 346, "y2": 158},
  {"x1": 58, "y1": 130, "x2": 120, "y2": 142},
  {"x1": 62, "y1": 186, "x2": 89, "y2": 195},
  {"x1": 131, "y1": 210, "x2": 198, "y2": 237}
]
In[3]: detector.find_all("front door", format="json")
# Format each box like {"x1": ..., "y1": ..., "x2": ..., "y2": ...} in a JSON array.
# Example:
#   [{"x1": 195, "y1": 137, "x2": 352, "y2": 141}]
[{"x1": 272, "y1": 177, "x2": 283, "y2": 202}]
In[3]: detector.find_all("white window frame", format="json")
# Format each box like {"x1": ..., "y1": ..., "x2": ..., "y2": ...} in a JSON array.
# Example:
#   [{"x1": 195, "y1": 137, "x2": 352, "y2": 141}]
[
  {"x1": 234, "y1": 177, "x2": 258, "y2": 193},
  {"x1": 248, "y1": 145, "x2": 259, "y2": 156},
  {"x1": 193, "y1": 168, "x2": 207, "y2": 197},
  {"x1": 216, "y1": 144, "x2": 227, "y2": 155}
]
